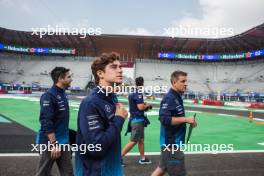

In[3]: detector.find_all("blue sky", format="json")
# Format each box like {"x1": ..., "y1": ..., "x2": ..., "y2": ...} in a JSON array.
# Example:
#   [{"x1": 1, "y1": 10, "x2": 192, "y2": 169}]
[{"x1": 0, "y1": 0, "x2": 263, "y2": 38}]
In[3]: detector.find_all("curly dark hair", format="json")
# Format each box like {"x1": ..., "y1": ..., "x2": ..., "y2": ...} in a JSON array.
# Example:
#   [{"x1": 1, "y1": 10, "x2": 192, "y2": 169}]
[{"x1": 91, "y1": 52, "x2": 120, "y2": 84}]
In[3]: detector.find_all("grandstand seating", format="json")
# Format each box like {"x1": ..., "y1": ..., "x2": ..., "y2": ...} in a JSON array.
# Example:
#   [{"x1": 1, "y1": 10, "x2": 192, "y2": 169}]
[
  {"x1": 0, "y1": 53, "x2": 94, "y2": 89},
  {"x1": 135, "y1": 59, "x2": 264, "y2": 94},
  {"x1": 1, "y1": 53, "x2": 264, "y2": 93}
]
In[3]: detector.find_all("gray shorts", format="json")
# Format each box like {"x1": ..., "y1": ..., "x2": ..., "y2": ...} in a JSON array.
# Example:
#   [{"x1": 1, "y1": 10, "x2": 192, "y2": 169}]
[
  {"x1": 159, "y1": 149, "x2": 186, "y2": 176},
  {"x1": 130, "y1": 122, "x2": 144, "y2": 142}
]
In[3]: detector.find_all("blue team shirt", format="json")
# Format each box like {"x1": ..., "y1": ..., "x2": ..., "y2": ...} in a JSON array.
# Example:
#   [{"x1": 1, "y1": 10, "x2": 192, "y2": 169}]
[
  {"x1": 36, "y1": 85, "x2": 70, "y2": 144},
  {"x1": 75, "y1": 86, "x2": 124, "y2": 176},
  {"x1": 159, "y1": 88, "x2": 186, "y2": 147},
  {"x1": 128, "y1": 89, "x2": 145, "y2": 123}
]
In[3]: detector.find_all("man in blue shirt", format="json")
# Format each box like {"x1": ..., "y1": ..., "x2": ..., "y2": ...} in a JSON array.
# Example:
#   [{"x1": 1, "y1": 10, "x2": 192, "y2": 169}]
[
  {"x1": 36, "y1": 67, "x2": 73, "y2": 176},
  {"x1": 152, "y1": 70, "x2": 197, "y2": 176},
  {"x1": 75, "y1": 52, "x2": 128, "y2": 176},
  {"x1": 122, "y1": 77, "x2": 152, "y2": 165}
]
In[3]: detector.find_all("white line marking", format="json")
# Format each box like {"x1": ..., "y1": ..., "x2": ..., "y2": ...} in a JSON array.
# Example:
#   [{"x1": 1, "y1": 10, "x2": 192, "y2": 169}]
[
  {"x1": 254, "y1": 118, "x2": 264, "y2": 122},
  {"x1": 0, "y1": 153, "x2": 39, "y2": 157},
  {"x1": 217, "y1": 114, "x2": 236, "y2": 117},
  {"x1": 146, "y1": 112, "x2": 159, "y2": 116},
  {"x1": 186, "y1": 110, "x2": 202, "y2": 113},
  {"x1": 127, "y1": 150, "x2": 264, "y2": 155},
  {"x1": 1, "y1": 150, "x2": 264, "y2": 157},
  {"x1": 257, "y1": 143, "x2": 264, "y2": 146}
]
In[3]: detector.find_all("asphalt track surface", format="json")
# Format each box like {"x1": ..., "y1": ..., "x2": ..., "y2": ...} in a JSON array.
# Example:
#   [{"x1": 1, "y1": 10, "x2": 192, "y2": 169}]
[
  {"x1": 0, "y1": 107, "x2": 264, "y2": 175},
  {"x1": 0, "y1": 153, "x2": 264, "y2": 176}
]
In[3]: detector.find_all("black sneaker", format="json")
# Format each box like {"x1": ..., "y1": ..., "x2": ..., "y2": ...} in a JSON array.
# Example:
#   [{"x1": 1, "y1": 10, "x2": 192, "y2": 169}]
[{"x1": 139, "y1": 158, "x2": 152, "y2": 165}]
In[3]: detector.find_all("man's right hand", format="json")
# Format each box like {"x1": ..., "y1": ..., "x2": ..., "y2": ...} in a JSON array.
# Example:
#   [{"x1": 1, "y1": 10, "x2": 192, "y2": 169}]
[
  {"x1": 115, "y1": 103, "x2": 128, "y2": 119},
  {"x1": 186, "y1": 117, "x2": 197, "y2": 128},
  {"x1": 50, "y1": 145, "x2": 61, "y2": 159}
]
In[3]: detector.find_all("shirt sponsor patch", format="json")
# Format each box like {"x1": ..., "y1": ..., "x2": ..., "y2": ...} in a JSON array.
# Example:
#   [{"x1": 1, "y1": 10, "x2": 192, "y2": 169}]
[
  {"x1": 86, "y1": 115, "x2": 99, "y2": 120},
  {"x1": 89, "y1": 126, "x2": 100, "y2": 130},
  {"x1": 162, "y1": 103, "x2": 168, "y2": 109},
  {"x1": 88, "y1": 120, "x2": 99, "y2": 126},
  {"x1": 42, "y1": 101, "x2": 50, "y2": 106},
  {"x1": 87, "y1": 115, "x2": 101, "y2": 130}
]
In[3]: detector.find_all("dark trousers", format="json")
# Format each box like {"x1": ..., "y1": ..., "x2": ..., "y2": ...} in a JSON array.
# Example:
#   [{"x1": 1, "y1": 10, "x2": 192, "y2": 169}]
[{"x1": 35, "y1": 150, "x2": 73, "y2": 176}]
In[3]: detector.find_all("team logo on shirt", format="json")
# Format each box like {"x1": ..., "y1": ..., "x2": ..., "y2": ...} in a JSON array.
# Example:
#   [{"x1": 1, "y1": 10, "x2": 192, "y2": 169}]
[
  {"x1": 43, "y1": 100, "x2": 50, "y2": 107},
  {"x1": 138, "y1": 94, "x2": 142, "y2": 99},
  {"x1": 105, "y1": 105, "x2": 111, "y2": 112},
  {"x1": 162, "y1": 103, "x2": 168, "y2": 109},
  {"x1": 175, "y1": 105, "x2": 183, "y2": 114}
]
